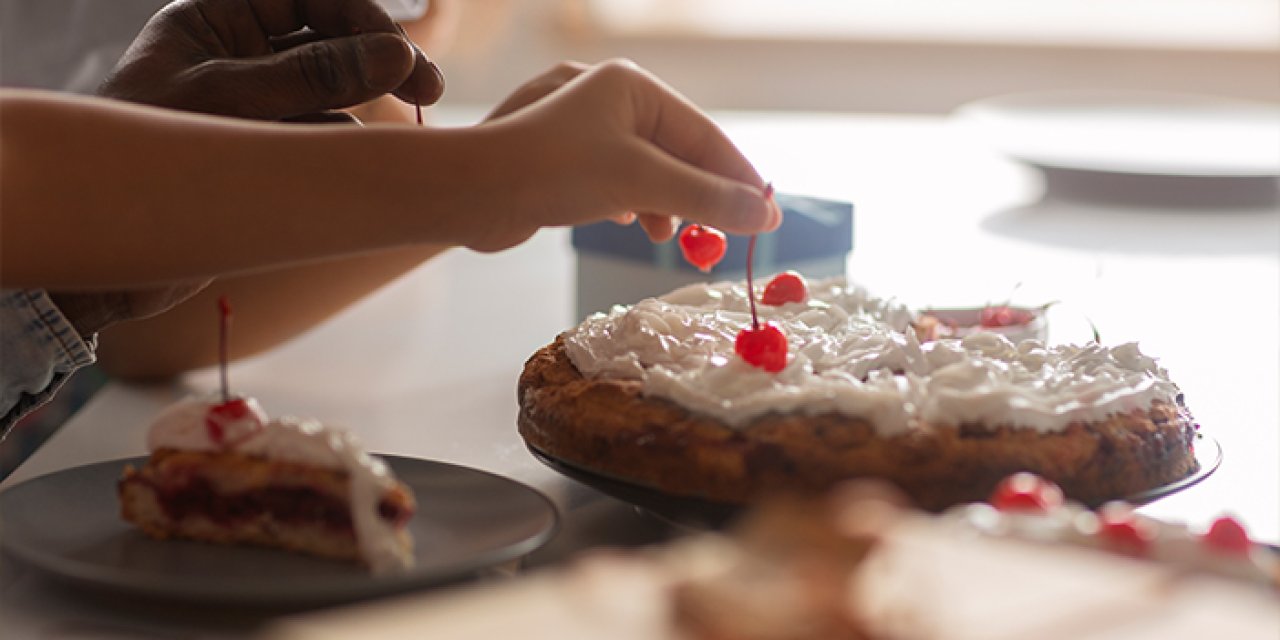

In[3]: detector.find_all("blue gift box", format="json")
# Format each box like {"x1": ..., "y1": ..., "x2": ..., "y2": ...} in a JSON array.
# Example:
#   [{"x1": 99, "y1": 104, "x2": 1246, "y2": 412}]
[{"x1": 573, "y1": 193, "x2": 854, "y2": 319}]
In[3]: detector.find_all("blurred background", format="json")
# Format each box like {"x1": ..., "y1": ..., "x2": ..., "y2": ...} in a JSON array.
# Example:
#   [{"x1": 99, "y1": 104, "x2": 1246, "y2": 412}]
[{"x1": 429, "y1": 0, "x2": 1279, "y2": 112}]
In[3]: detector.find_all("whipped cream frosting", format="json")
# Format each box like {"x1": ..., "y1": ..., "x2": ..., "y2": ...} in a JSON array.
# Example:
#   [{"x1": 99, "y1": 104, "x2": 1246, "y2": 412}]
[
  {"x1": 564, "y1": 277, "x2": 1179, "y2": 434},
  {"x1": 148, "y1": 396, "x2": 412, "y2": 572}
]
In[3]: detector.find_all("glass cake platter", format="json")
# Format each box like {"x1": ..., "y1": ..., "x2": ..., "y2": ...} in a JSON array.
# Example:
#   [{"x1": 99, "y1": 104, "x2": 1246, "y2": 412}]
[{"x1": 530, "y1": 434, "x2": 1221, "y2": 530}]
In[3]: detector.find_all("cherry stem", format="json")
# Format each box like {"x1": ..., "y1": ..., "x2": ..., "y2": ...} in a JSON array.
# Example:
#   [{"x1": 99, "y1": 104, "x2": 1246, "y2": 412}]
[
  {"x1": 745, "y1": 182, "x2": 776, "y2": 331},
  {"x1": 217, "y1": 296, "x2": 231, "y2": 403},
  {"x1": 414, "y1": 97, "x2": 423, "y2": 126},
  {"x1": 746, "y1": 235, "x2": 759, "y2": 330}
]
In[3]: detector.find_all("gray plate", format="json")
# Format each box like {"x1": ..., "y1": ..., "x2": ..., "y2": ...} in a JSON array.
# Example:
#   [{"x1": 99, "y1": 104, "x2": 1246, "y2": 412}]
[{"x1": 0, "y1": 456, "x2": 558, "y2": 606}]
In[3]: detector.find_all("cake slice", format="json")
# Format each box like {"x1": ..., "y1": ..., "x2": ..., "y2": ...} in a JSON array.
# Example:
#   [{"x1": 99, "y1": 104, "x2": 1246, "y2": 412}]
[{"x1": 119, "y1": 395, "x2": 415, "y2": 571}]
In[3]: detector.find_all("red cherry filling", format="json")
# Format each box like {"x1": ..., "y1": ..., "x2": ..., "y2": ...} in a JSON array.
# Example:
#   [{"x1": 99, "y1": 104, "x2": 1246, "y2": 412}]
[
  {"x1": 678, "y1": 224, "x2": 728, "y2": 272},
  {"x1": 979, "y1": 305, "x2": 1034, "y2": 328},
  {"x1": 988, "y1": 472, "x2": 1064, "y2": 513},
  {"x1": 761, "y1": 271, "x2": 808, "y2": 306},
  {"x1": 1097, "y1": 504, "x2": 1154, "y2": 557},
  {"x1": 735, "y1": 322, "x2": 788, "y2": 372},
  {"x1": 1201, "y1": 516, "x2": 1252, "y2": 555}
]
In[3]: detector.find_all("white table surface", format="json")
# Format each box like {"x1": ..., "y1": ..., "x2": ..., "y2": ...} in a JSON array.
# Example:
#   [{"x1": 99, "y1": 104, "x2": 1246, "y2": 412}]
[{"x1": 2, "y1": 110, "x2": 1277, "y2": 638}]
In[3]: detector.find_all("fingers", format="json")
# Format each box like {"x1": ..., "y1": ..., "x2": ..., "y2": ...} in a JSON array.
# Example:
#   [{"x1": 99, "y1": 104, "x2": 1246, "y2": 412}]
[
  {"x1": 209, "y1": 32, "x2": 415, "y2": 119},
  {"x1": 608, "y1": 61, "x2": 764, "y2": 188},
  {"x1": 246, "y1": 0, "x2": 399, "y2": 39},
  {"x1": 637, "y1": 214, "x2": 679, "y2": 242},
  {"x1": 617, "y1": 142, "x2": 779, "y2": 236},
  {"x1": 575, "y1": 60, "x2": 775, "y2": 234},
  {"x1": 211, "y1": 0, "x2": 442, "y2": 106},
  {"x1": 486, "y1": 61, "x2": 589, "y2": 121},
  {"x1": 389, "y1": 24, "x2": 446, "y2": 107},
  {"x1": 389, "y1": 45, "x2": 446, "y2": 107},
  {"x1": 271, "y1": 28, "x2": 445, "y2": 108},
  {"x1": 283, "y1": 111, "x2": 362, "y2": 125}
]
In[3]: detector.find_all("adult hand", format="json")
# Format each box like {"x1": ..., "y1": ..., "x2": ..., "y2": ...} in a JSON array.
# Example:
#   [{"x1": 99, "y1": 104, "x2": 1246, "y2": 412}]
[
  {"x1": 467, "y1": 60, "x2": 780, "y2": 252},
  {"x1": 53, "y1": 0, "x2": 447, "y2": 338},
  {"x1": 99, "y1": 0, "x2": 445, "y2": 121}
]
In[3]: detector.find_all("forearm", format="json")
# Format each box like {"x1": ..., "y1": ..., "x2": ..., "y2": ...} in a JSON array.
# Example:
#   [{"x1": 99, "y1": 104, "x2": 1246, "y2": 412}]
[
  {"x1": 1, "y1": 89, "x2": 503, "y2": 288},
  {"x1": 95, "y1": 244, "x2": 447, "y2": 380}
]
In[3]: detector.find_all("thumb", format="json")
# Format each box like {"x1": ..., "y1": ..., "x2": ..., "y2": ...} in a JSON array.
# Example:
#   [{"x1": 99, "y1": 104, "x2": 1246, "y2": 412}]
[{"x1": 226, "y1": 33, "x2": 415, "y2": 120}]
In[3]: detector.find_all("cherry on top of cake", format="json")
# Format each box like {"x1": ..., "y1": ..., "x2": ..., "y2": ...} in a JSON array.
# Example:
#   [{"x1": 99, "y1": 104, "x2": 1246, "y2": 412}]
[
  {"x1": 950, "y1": 472, "x2": 1279, "y2": 586},
  {"x1": 148, "y1": 297, "x2": 395, "y2": 473}
]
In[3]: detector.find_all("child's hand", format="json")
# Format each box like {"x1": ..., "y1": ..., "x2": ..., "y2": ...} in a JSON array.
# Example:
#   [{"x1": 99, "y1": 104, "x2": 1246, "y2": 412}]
[{"x1": 466, "y1": 60, "x2": 780, "y2": 252}]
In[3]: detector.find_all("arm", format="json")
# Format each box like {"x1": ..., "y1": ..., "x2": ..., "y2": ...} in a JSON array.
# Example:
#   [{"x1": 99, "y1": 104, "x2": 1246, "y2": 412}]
[
  {"x1": 4, "y1": 59, "x2": 776, "y2": 382},
  {"x1": 95, "y1": 245, "x2": 446, "y2": 380},
  {"x1": 1, "y1": 90, "x2": 488, "y2": 288},
  {"x1": 2, "y1": 70, "x2": 776, "y2": 290}
]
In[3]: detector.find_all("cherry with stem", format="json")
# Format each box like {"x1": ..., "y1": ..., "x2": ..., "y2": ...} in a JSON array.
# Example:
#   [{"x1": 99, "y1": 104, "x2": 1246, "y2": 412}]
[
  {"x1": 206, "y1": 295, "x2": 255, "y2": 444},
  {"x1": 744, "y1": 182, "x2": 775, "y2": 331},
  {"x1": 733, "y1": 183, "x2": 788, "y2": 373},
  {"x1": 218, "y1": 295, "x2": 232, "y2": 403}
]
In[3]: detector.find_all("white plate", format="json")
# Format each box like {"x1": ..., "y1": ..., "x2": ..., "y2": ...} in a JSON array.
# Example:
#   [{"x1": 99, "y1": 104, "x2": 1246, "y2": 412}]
[
  {"x1": 0, "y1": 456, "x2": 557, "y2": 605},
  {"x1": 956, "y1": 91, "x2": 1280, "y2": 177},
  {"x1": 917, "y1": 306, "x2": 1049, "y2": 344}
]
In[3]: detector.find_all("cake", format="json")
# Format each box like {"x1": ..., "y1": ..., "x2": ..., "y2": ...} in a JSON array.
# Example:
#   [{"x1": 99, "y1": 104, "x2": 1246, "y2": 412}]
[
  {"x1": 942, "y1": 473, "x2": 1279, "y2": 587},
  {"x1": 518, "y1": 275, "x2": 1198, "y2": 510},
  {"x1": 266, "y1": 479, "x2": 1279, "y2": 640},
  {"x1": 118, "y1": 394, "x2": 416, "y2": 571},
  {"x1": 669, "y1": 479, "x2": 1278, "y2": 640}
]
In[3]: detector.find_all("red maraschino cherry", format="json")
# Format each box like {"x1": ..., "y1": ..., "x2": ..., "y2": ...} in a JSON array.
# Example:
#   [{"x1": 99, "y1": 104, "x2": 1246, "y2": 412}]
[
  {"x1": 735, "y1": 322, "x2": 788, "y2": 372},
  {"x1": 1097, "y1": 503, "x2": 1154, "y2": 557},
  {"x1": 678, "y1": 224, "x2": 728, "y2": 272},
  {"x1": 979, "y1": 305, "x2": 1034, "y2": 328},
  {"x1": 988, "y1": 472, "x2": 1065, "y2": 513},
  {"x1": 733, "y1": 183, "x2": 789, "y2": 373},
  {"x1": 761, "y1": 271, "x2": 808, "y2": 306},
  {"x1": 1201, "y1": 515, "x2": 1252, "y2": 555},
  {"x1": 206, "y1": 398, "x2": 256, "y2": 445},
  {"x1": 205, "y1": 296, "x2": 258, "y2": 445}
]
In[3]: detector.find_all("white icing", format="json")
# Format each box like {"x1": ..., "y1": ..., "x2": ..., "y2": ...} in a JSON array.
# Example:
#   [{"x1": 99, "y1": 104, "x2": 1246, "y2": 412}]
[
  {"x1": 565, "y1": 276, "x2": 1179, "y2": 433},
  {"x1": 147, "y1": 396, "x2": 268, "y2": 452},
  {"x1": 147, "y1": 396, "x2": 412, "y2": 572}
]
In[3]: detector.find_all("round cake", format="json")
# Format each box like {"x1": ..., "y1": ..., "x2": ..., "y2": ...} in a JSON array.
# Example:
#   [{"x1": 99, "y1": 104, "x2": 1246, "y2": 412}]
[{"x1": 518, "y1": 276, "x2": 1198, "y2": 510}]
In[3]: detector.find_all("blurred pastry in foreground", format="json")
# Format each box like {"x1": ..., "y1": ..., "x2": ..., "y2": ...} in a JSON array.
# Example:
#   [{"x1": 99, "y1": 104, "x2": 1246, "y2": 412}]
[{"x1": 265, "y1": 477, "x2": 1279, "y2": 640}]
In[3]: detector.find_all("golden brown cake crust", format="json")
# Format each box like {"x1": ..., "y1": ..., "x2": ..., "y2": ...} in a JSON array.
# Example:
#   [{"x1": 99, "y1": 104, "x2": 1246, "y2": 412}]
[{"x1": 517, "y1": 336, "x2": 1198, "y2": 511}]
